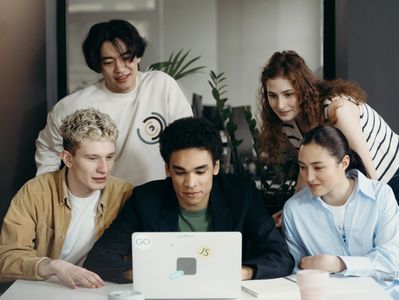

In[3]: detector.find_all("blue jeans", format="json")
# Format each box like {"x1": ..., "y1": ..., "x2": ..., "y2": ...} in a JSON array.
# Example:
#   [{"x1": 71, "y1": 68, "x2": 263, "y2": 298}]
[{"x1": 387, "y1": 167, "x2": 399, "y2": 205}]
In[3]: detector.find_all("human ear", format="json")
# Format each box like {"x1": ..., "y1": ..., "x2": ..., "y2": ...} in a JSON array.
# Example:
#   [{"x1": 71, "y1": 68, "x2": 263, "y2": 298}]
[
  {"x1": 60, "y1": 150, "x2": 73, "y2": 168},
  {"x1": 340, "y1": 155, "x2": 350, "y2": 170},
  {"x1": 165, "y1": 164, "x2": 171, "y2": 177},
  {"x1": 213, "y1": 160, "x2": 220, "y2": 175}
]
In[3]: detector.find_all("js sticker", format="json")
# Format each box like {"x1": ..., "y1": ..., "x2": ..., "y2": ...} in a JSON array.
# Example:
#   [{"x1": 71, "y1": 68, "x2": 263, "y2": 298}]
[{"x1": 198, "y1": 246, "x2": 212, "y2": 258}]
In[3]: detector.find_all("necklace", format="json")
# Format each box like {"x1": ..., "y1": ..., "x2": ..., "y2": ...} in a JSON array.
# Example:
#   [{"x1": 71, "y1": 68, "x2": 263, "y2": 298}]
[{"x1": 335, "y1": 203, "x2": 349, "y2": 245}]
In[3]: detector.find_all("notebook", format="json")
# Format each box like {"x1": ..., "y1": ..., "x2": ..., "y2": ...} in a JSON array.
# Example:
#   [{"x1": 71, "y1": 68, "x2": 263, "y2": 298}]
[
  {"x1": 132, "y1": 232, "x2": 242, "y2": 299},
  {"x1": 241, "y1": 277, "x2": 300, "y2": 298}
]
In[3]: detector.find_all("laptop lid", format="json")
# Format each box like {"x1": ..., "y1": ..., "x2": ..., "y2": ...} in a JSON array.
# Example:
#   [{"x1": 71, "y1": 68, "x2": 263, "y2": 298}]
[{"x1": 132, "y1": 232, "x2": 242, "y2": 299}]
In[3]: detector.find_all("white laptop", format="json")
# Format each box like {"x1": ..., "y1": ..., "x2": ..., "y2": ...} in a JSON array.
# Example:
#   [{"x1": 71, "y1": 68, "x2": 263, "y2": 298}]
[{"x1": 132, "y1": 232, "x2": 242, "y2": 299}]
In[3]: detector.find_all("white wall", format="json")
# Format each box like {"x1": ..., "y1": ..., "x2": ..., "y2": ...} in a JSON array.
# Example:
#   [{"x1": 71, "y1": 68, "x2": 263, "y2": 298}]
[
  {"x1": 159, "y1": 0, "x2": 218, "y2": 104},
  {"x1": 217, "y1": 0, "x2": 322, "y2": 112}
]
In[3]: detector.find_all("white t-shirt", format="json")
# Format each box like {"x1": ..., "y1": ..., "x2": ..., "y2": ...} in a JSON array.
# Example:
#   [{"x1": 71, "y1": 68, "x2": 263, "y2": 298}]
[
  {"x1": 324, "y1": 201, "x2": 350, "y2": 243},
  {"x1": 321, "y1": 184, "x2": 356, "y2": 245},
  {"x1": 59, "y1": 190, "x2": 100, "y2": 266}
]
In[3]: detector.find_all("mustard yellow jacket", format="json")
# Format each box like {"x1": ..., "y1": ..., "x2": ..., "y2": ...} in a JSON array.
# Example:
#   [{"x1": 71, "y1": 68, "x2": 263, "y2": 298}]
[{"x1": 0, "y1": 167, "x2": 133, "y2": 281}]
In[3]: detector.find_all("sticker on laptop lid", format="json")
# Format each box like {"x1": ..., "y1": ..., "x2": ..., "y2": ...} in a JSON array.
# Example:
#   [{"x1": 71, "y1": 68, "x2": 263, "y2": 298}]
[
  {"x1": 133, "y1": 234, "x2": 152, "y2": 250},
  {"x1": 197, "y1": 246, "x2": 212, "y2": 258}
]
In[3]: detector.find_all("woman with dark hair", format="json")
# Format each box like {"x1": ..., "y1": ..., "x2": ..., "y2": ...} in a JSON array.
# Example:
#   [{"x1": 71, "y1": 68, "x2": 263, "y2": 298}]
[
  {"x1": 258, "y1": 51, "x2": 399, "y2": 217},
  {"x1": 283, "y1": 125, "x2": 399, "y2": 299}
]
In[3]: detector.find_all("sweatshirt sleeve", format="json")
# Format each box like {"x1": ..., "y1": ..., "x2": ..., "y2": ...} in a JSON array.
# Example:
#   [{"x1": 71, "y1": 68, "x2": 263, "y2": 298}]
[{"x1": 35, "y1": 108, "x2": 63, "y2": 176}]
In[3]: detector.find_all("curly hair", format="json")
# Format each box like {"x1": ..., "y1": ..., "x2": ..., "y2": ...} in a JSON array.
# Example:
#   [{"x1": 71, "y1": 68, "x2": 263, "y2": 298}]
[
  {"x1": 316, "y1": 79, "x2": 367, "y2": 124},
  {"x1": 259, "y1": 50, "x2": 320, "y2": 161},
  {"x1": 258, "y1": 51, "x2": 368, "y2": 162},
  {"x1": 159, "y1": 117, "x2": 223, "y2": 164},
  {"x1": 82, "y1": 19, "x2": 147, "y2": 73},
  {"x1": 60, "y1": 108, "x2": 118, "y2": 154}
]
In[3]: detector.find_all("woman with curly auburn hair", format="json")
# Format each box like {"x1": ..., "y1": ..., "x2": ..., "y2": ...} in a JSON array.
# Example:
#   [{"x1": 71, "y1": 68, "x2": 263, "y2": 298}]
[{"x1": 259, "y1": 50, "x2": 399, "y2": 226}]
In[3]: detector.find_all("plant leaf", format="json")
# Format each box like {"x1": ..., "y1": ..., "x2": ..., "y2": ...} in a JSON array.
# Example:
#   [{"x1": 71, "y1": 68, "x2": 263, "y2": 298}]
[
  {"x1": 175, "y1": 55, "x2": 202, "y2": 75},
  {"x1": 212, "y1": 88, "x2": 220, "y2": 100},
  {"x1": 164, "y1": 51, "x2": 175, "y2": 73},
  {"x1": 232, "y1": 139, "x2": 243, "y2": 147},
  {"x1": 175, "y1": 66, "x2": 205, "y2": 80},
  {"x1": 148, "y1": 61, "x2": 171, "y2": 70},
  {"x1": 168, "y1": 49, "x2": 183, "y2": 75},
  {"x1": 170, "y1": 49, "x2": 190, "y2": 76},
  {"x1": 216, "y1": 72, "x2": 225, "y2": 79},
  {"x1": 208, "y1": 80, "x2": 215, "y2": 89}
]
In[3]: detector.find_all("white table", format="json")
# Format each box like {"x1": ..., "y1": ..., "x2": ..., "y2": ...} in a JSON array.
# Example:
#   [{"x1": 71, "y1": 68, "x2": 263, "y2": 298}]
[{"x1": 0, "y1": 276, "x2": 392, "y2": 300}]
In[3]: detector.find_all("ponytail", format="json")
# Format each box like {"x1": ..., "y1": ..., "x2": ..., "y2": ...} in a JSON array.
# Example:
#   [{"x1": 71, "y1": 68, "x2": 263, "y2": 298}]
[{"x1": 348, "y1": 150, "x2": 370, "y2": 178}]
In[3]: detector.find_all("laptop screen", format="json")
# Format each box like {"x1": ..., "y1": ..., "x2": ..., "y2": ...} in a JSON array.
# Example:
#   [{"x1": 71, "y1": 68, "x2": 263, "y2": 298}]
[{"x1": 132, "y1": 232, "x2": 242, "y2": 299}]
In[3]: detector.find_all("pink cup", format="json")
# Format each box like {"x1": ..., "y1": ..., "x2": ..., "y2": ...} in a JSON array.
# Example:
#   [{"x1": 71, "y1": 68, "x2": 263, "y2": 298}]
[{"x1": 296, "y1": 269, "x2": 330, "y2": 300}]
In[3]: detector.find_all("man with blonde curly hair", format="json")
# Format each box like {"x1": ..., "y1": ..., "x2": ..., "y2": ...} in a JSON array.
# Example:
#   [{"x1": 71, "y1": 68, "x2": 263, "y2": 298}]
[{"x1": 0, "y1": 108, "x2": 133, "y2": 289}]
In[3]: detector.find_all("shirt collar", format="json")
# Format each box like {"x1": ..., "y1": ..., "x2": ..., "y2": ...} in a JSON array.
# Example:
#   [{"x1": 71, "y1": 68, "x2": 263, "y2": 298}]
[
  {"x1": 346, "y1": 169, "x2": 376, "y2": 201},
  {"x1": 304, "y1": 169, "x2": 376, "y2": 206},
  {"x1": 57, "y1": 167, "x2": 108, "y2": 212},
  {"x1": 58, "y1": 167, "x2": 69, "y2": 206}
]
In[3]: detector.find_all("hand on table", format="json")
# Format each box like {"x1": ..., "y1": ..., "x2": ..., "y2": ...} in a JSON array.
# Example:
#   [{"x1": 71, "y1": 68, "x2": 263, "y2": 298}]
[
  {"x1": 37, "y1": 258, "x2": 104, "y2": 289},
  {"x1": 123, "y1": 269, "x2": 133, "y2": 282},
  {"x1": 241, "y1": 266, "x2": 254, "y2": 280},
  {"x1": 299, "y1": 255, "x2": 346, "y2": 273}
]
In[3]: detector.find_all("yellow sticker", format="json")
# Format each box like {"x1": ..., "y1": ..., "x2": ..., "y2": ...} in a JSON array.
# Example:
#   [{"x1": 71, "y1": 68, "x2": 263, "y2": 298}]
[{"x1": 197, "y1": 246, "x2": 212, "y2": 258}]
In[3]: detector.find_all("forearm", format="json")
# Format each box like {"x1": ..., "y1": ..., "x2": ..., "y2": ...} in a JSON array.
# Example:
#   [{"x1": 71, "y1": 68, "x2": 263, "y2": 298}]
[
  {"x1": 246, "y1": 189, "x2": 295, "y2": 278},
  {"x1": 340, "y1": 255, "x2": 399, "y2": 281},
  {"x1": 0, "y1": 215, "x2": 48, "y2": 281},
  {"x1": 244, "y1": 250, "x2": 294, "y2": 279},
  {"x1": 35, "y1": 140, "x2": 62, "y2": 175},
  {"x1": 83, "y1": 232, "x2": 133, "y2": 283},
  {"x1": 37, "y1": 258, "x2": 58, "y2": 277},
  {"x1": 37, "y1": 258, "x2": 104, "y2": 289},
  {"x1": 300, "y1": 255, "x2": 346, "y2": 273},
  {"x1": 83, "y1": 253, "x2": 131, "y2": 283},
  {"x1": 0, "y1": 251, "x2": 48, "y2": 281}
]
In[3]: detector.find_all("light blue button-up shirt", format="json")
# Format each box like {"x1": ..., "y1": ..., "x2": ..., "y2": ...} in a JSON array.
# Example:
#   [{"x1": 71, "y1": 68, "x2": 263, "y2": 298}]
[{"x1": 283, "y1": 169, "x2": 399, "y2": 299}]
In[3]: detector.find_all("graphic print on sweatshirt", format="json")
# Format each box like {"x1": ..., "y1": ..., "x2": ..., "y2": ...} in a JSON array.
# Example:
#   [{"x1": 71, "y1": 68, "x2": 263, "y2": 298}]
[{"x1": 137, "y1": 112, "x2": 167, "y2": 144}]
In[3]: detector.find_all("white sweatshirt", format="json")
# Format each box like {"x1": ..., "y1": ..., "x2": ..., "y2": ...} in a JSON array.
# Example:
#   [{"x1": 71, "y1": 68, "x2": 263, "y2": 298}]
[{"x1": 35, "y1": 71, "x2": 193, "y2": 185}]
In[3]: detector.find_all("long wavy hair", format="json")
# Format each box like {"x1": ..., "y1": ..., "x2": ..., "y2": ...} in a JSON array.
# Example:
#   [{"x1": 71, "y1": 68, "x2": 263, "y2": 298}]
[
  {"x1": 259, "y1": 50, "x2": 367, "y2": 162},
  {"x1": 259, "y1": 50, "x2": 320, "y2": 161}
]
